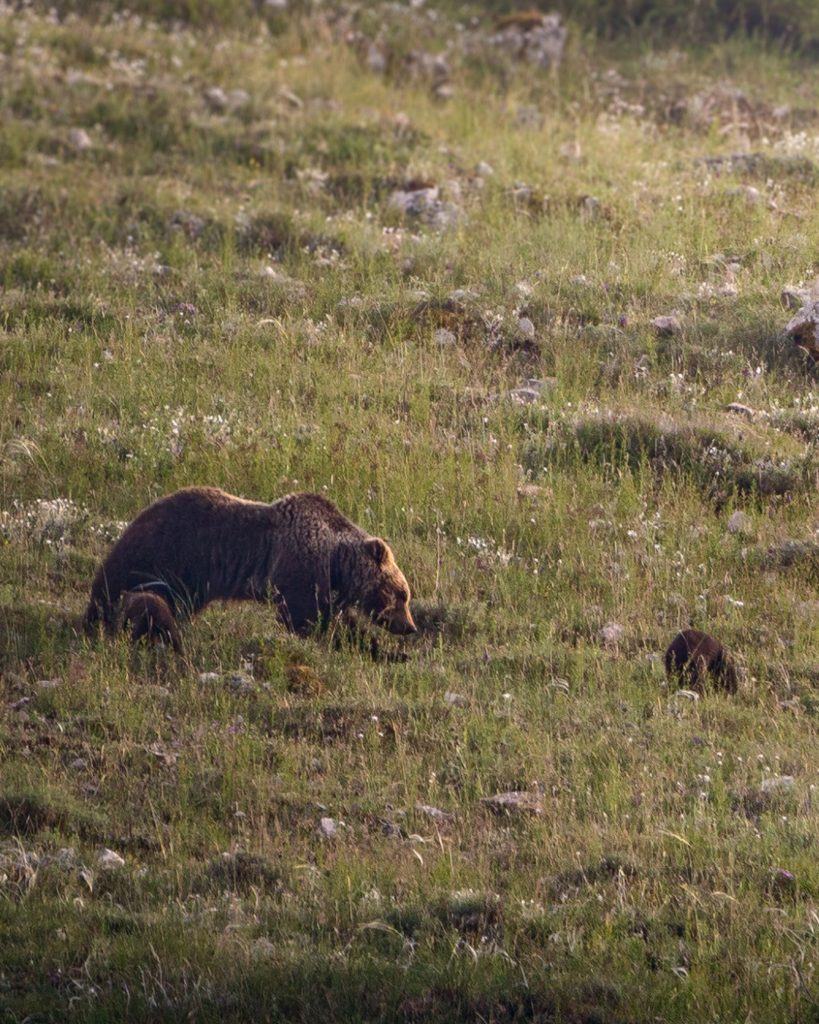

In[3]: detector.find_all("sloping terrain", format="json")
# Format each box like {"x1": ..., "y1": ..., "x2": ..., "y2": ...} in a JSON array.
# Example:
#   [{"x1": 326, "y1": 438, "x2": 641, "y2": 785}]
[{"x1": 0, "y1": 4, "x2": 817, "y2": 1021}]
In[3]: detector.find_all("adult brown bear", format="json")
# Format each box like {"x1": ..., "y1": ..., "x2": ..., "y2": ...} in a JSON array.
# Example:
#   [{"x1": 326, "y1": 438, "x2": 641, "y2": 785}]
[{"x1": 84, "y1": 487, "x2": 416, "y2": 649}]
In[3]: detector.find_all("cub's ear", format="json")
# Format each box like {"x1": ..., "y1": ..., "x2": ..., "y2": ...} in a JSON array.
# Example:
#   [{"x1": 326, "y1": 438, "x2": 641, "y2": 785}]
[{"x1": 364, "y1": 537, "x2": 389, "y2": 565}]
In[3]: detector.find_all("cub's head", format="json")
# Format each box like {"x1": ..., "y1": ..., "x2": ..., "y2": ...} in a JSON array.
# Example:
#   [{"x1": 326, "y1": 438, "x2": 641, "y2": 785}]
[{"x1": 344, "y1": 536, "x2": 416, "y2": 635}]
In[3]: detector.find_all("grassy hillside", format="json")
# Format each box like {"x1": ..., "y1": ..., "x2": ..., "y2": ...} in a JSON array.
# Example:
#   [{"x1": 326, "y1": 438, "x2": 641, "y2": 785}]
[{"x1": 0, "y1": 4, "x2": 817, "y2": 1021}]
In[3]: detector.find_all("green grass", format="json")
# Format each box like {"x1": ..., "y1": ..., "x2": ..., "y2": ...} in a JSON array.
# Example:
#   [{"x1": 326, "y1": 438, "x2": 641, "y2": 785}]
[{"x1": 0, "y1": 4, "x2": 817, "y2": 1022}]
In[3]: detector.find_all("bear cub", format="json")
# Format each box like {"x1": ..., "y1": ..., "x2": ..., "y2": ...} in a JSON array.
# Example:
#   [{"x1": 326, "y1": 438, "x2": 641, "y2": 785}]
[
  {"x1": 665, "y1": 628, "x2": 737, "y2": 694},
  {"x1": 85, "y1": 487, "x2": 416, "y2": 649}
]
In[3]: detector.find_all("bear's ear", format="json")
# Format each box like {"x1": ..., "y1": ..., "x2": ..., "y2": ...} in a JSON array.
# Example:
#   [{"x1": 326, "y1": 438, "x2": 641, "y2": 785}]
[{"x1": 364, "y1": 537, "x2": 389, "y2": 565}]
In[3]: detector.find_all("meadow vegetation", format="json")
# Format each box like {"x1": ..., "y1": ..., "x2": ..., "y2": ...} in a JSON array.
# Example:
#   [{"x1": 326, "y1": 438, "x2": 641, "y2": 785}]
[{"x1": 0, "y1": 1, "x2": 817, "y2": 1020}]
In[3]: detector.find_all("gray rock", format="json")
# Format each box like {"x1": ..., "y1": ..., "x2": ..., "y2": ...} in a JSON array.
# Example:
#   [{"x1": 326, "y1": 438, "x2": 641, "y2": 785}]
[
  {"x1": 444, "y1": 691, "x2": 469, "y2": 707},
  {"x1": 366, "y1": 43, "x2": 387, "y2": 74},
  {"x1": 651, "y1": 315, "x2": 682, "y2": 337},
  {"x1": 387, "y1": 186, "x2": 462, "y2": 232},
  {"x1": 97, "y1": 848, "x2": 125, "y2": 870},
  {"x1": 600, "y1": 621, "x2": 625, "y2": 645},
  {"x1": 725, "y1": 402, "x2": 755, "y2": 419},
  {"x1": 489, "y1": 13, "x2": 567, "y2": 68},
  {"x1": 760, "y1": 775, "x2": 795, "y2": 795},
  {"x1": 433, "y1": 328, "x2": 456, "y2": 347},
  {"x1": 476, "y1": 161, "x2": 495, "y2": 177},
  {"x1": 204, "y1": 86, "x2": 229, "y2": 112},
  {"x1": 319, "y1": 817, "x2": 338, "y2": 839},
  {"x1": 727, "y1": 510, "x2": 751, "y2": 535},
  {"x1": 781, "y1": 285, "x2": 812, "y2": 310},
  {"x1": 416, "y1": 803, "x2": 454, "y2": 822},
  {"x1": 67, "y1": 128, "x2": 93, "y2": 151},
  {"x1": 480, "y1": 791, "x2": 543, "y2": 816},
  {"x1": 517, "y1": 316, "x2": 535, "y2": 339},
  {"x1": 784, "y1": 300, "x2": 819, "y2": 359},
  {"x1": 264, "y1": 0, "x2": 288, "y2": 8}
]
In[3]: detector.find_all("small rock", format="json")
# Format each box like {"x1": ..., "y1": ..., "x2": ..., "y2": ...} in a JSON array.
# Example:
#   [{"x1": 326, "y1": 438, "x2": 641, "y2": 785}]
[
  {"x1": 433, "y1": 328, "x2": 457, "y2": 347},
  {"x1": 651, "y1": 315, "x2": 682, "y2": 337},
  {"x1": 784, "y1": 300, "x2": 819, "y2": 359},
  {"x1": 97, "y1": 848, "x2": 125, "y2": 870},
  {"x1": 67, "y1": 128, "x2": 92, "y2": 151},
  {"x1": 199, "y1": 672, "x2": 221, "y2": 684},
  {"x1": 579, "y1": 195, "x2": 601, "y2": 221},
  {"x1": 672, "y1": 689, "x2": 701, "y2": 702},
  {"x1": 225, "y1": 672, "x2": 254, "y2": 695},
  {"x1": 319, "y1": 817, "x2": 338, "y2": 839},
  {"x1": 600, "y1": 621, "x2": 625, "y2": 645},
  {"x1": 433, "y1": 83, "x2": 454, "y2": 101},
  {"x1": 366, "y1": 43, "x2": 387, "y2": 74},
  {"x1": 251, "y1": 937, "x2": 277, "y2": 961},
  {"x1": 169, "y1": 210, "x2": 206, "y2": 240},
  {"x1": 517, "y1": 316, "x2": 535, "y2": 339},
  {"x1": 204, "y1": 86, "x2": 229, "y2": 113},
  {"x1": 278, "y1": 87, "x2": 303, "y2": 110},
  {"x1": 444, "y1": 691, "x2": 469, "y2": 708},
  {"x1": 387, "y1": 186, "x2": 462, "y2": 232},
  {"x1": 780, "y1": 285, "x2": 811, "y2": 311},
  {"x1": 725, "y1": 402, "x2": 755, "y2": 419},
  {"x1": 416, "y1": 803, "x2": 454, "y2": 822},
  {"x1": 227, "y1": 88, "x2": 251, "y2": 110},
  {"x1": 480, "y1": 791, "x2": 543, "y2": 816},
  {"x1": 476, "y1": 161, "x2": 495, "y2": 177},
  {"x1": 36, "y1": 678, "x2": 61, "y2": 690},
  {"x1": 727, "y1": 510, "x2": 751, "y2": 535},
  {"x1": 559, "y1": 140, "x2": 582, "y2": 162},
  {"x1": 760, "y1": 775, "x2": 795, "y2": 795},
  {"x1": 516, "y1": 483, "x2": 548, "y2": 500},
  {"x1": 70, "y1": 758, "x2": 88, "y2": 771}
]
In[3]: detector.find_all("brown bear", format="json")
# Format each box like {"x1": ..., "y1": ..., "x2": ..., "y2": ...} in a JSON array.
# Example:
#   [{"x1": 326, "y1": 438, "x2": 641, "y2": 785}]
[
  {"x1": 664, "y1": 629, "x2": 737, "y2": 694},
  {"x1": 84, "y1": 487, "x2": 416, "y2": 649}
]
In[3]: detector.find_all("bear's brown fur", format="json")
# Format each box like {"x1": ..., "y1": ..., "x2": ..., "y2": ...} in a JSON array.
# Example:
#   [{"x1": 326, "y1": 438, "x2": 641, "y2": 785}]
[
  {"x1": 84, "y1": 487, "x2": 416, "y2": 648},
  {"x1": 664, "y1": 629, "x2": 737, "y2": 694}
]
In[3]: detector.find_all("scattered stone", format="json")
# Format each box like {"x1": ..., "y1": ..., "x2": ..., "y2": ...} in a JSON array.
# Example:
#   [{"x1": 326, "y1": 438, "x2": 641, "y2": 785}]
[
  {"x1": 516, "y1": 483, "x2": 548, "y2": 501},
  {"x1": 69, "y1": 758, "x2": 88, "y2": 770},
  {"x1": 651, "y1": 315, "x2": 682, "y2": 337},
  {"x1": 780, "y1": 285, "x2": 812, "y2": 310},
  {"x1": 169, "y1": 210, "x2": 206, "y2": 240},
  {"x1": 204, "y1": 86, "x2": 229, "y2": 112},
  {"x1": 433, "y1": 328, "x2": 457, "y2": 347},
  {"x1": 517, "y1": 316, "x2": 535, "y2": 339},
  {"x1": 784, "y1": 300, "x2": 819, "y2": 360},
  {"x1": 318, "y1": 817, "x2": 338, "y2": 839},
  {"x1": 67, "y1": 128, "x2": 92, "y2": 152},
  {"x1": 444, "y1": 691, "x2": 469, "y2": 708},
  {"x1": 763, "y1": 539, "x2": 819, "y2": 569},
  {"x1": 727, "y1": 510, "x2": 751, "y2": 535},
  {"x1": 225, "y1": 672, "x2": 254, "y2": 696},
  {"x1": 559, "y1": 141, "x2": 582, "y2": 162},
  {"x1": 199, "y1": 672, "x2": 221, "y2": 684},
  {"x1": 366, "y1": 43, "x2": 387, "y2": 74},
  {"x1": 415, "y1": 803, "x2": 454, "y2": 823},
  {"x1": 387, "y1": 185, "x2": 462, "y2": 232},
  {"x1": 227, "y1": 88, "x2": 251, "y2": 110},
  {"x1": 480, "y1": 791, "x2": 543, "y2": 816},
  {"x1": 278, "y1": 87, "x2": 303, "y2": 110},
  {"x1": 665, "y1": 629, "x2": 738, "y2": 694},
  {"x1": 476, "y1": 161, "x2": 495, "y2": 177},
  {"x1": 97, "y1": 848, "x2": 125, "y2": 870},
  {"x1": 36, "y1": 678, "x2": 61, "y2": 690},
  {"x1": 725, "y1": 402, "x2": 755, "y2": 420},
  {"x1": 579, "y1": 195, "x2": 602, "y2": 222},
  {"x1": 600, "y1": 621, "x2": 625, "y2": 645},
  {"x1": 489, "y1": 12, "x2": 567, "y2": 68},
  {"x1": 760, "y1": 775, "x2": 795, "y2": 795}
]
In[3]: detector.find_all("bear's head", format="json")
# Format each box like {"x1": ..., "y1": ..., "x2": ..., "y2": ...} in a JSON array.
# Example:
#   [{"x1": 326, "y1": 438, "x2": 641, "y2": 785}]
[{"x1": 337, "y1": 536, "x2": 416, "y2": 635}]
